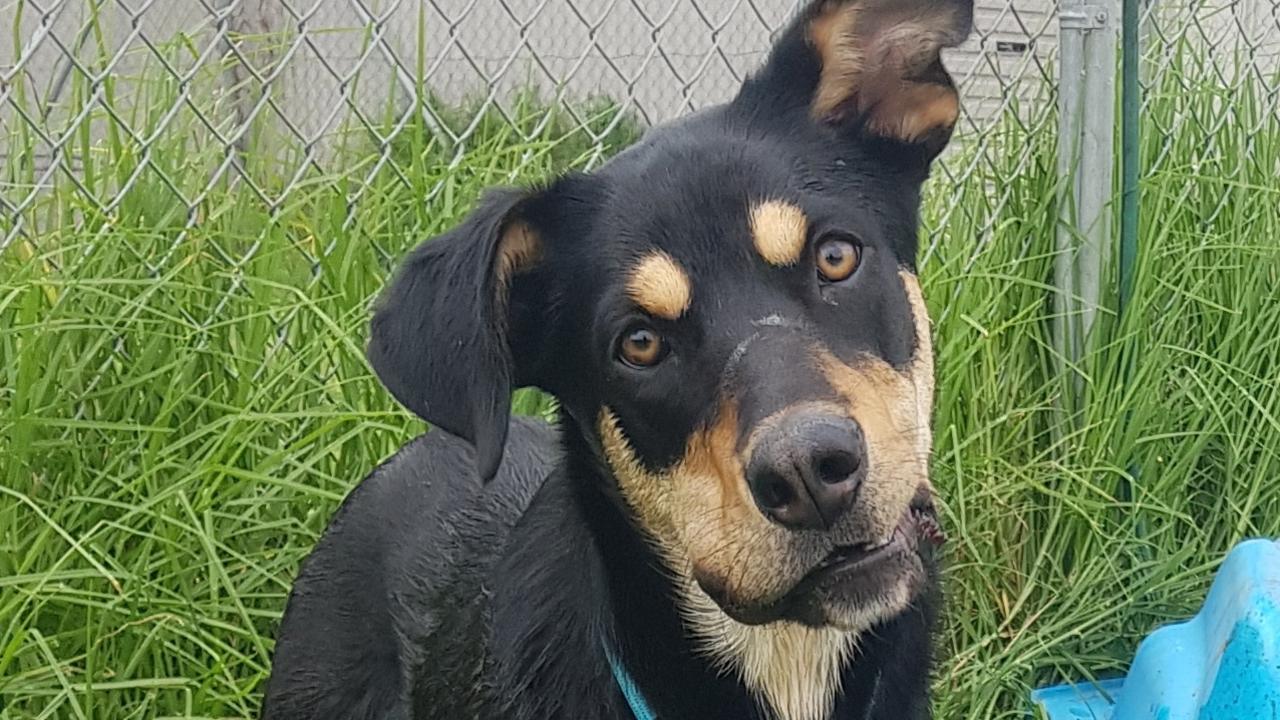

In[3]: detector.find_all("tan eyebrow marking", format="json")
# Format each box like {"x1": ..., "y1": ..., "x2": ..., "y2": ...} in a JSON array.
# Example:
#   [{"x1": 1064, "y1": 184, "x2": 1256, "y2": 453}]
[
  {"x1": 750, "y1": 200, "x2": 808, "y2": 267},
  {"x1": 626, "y1": 250, "x2": 692, "y2": 320}
]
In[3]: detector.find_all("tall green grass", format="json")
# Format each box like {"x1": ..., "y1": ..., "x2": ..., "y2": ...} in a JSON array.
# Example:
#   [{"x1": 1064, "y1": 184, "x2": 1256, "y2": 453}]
[
  {"x1": 922, "y1": 46, "x2": 1280, "y2": 717},
  {"x1": 3, "y1": 34, "x2": 1279, "y2": 720}
]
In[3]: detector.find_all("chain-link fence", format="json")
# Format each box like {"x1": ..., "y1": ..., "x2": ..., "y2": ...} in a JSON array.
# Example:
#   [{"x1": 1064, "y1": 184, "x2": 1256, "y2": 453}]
[
  {"x1": 1142, "y1": 1, "x2": 1280, "y2": 216},
  {"x1": 3, "y1": 1, "x2": 1278, "y2": 250},
  {"x1": 0, "y1": 0, "x2": 1068, "y2": 249},
  {"x1": 3, "y1": 0, "x2": 1275, "y2": 252}
]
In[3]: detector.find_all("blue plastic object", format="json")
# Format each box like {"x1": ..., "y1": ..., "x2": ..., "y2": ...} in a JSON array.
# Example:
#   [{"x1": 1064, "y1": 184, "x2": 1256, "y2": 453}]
[{"x1": 1032, "y1": 539, "x2": 1280, "y2": 720}]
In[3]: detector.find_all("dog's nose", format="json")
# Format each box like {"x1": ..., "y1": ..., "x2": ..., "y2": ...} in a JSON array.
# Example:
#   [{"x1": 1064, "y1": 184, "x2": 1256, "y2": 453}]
[{"x1": 746, "y1": 415, "x2": 866, "y2": 531}]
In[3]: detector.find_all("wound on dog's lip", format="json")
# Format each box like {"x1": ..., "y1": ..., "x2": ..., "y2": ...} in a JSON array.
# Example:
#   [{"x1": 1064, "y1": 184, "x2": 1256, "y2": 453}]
[
  {"x1": 908, "y1": 485, "x2": 947, "y2": 547},
  {"x1": 912, "y1": 506, "x2": 947, "y2": 547}
]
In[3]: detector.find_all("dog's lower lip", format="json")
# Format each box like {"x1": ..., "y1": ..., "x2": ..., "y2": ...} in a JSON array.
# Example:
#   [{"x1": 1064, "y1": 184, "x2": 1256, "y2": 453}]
[
  {"x1": 814, "y1": 535, "x2": 904, "y2": 577},
  {"x1": 810, "y1": 506, "x2": 944, "y2": 578}
]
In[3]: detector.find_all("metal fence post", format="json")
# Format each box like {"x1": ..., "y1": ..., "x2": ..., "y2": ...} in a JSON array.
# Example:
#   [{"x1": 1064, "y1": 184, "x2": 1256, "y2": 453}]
[{"x1": 1056, "y1": 0, "x2": 1120, "y2": 414}]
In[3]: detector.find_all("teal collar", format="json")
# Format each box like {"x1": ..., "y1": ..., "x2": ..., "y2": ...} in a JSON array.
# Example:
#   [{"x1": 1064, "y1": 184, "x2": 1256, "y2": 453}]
[{"x1": 603, "y1": 642, "x2": 658, "y2": 720}]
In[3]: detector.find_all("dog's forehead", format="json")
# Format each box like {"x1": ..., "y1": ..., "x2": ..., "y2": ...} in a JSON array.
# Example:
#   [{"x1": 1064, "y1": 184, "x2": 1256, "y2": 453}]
[
  {"x1": 611, "y1": 137, "x2": 792, "y2": 221},
  {"x1": 569, "y1": 120, "x2": 922, "y2": 324},
  {"x1": 592, "y1": 126, "x2": 906, "y2": 255},
  {"x1": 588, "y1": 136, "x2": 802, "y2": 278}
]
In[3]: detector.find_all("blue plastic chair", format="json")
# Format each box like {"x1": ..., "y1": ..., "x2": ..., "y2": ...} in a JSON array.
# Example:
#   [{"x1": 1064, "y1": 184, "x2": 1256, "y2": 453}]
[{"x1": 1032, "y1": 538, "x2": 1280, "y2": 720}]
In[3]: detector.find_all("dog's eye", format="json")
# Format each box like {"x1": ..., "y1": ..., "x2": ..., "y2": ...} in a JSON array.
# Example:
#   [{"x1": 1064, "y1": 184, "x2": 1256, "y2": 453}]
[
  {"x1": 815, "y1": 236, "x2": 861, "y2": 283},
  {"x1": 617, "y1": 326, "x2": 667, "y2": 368}
]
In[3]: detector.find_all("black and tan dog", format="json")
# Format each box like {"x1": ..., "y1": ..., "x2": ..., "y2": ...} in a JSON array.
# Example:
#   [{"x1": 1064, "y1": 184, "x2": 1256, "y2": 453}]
[{"x1": 262, "y1": 1, "x2": 972, "y2": 718}]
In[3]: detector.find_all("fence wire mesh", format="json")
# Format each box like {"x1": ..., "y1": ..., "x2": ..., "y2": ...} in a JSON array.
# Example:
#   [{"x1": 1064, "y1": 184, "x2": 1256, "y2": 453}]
[
  {"x1": 1141, "y1": 1, "x2": 1280, "y2": 226},
  {"x1": 3, "y1": 1, "x2": 1278, "y2": 251},
  {"x1": 0, "y1": 0, "x2": 1068, "y2": 250}
]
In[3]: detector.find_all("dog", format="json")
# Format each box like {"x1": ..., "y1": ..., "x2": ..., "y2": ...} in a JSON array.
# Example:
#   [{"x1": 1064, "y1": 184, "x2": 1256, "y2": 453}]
[{"x1": 262, "y1": 1, "x2": 972, "y2": 718}]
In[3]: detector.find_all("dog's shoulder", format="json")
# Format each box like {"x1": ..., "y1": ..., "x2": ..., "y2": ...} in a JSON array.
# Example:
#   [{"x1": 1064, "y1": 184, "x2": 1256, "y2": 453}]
[
  {"x1": 262, "y1": 417, "x2": 558, "y2": 720},
  {"x1": 307, "y1": 415, "x2": 559, "y2": 584},
  {"x1": 365, "y1": 414, "x2": 559, "y2": 527}
]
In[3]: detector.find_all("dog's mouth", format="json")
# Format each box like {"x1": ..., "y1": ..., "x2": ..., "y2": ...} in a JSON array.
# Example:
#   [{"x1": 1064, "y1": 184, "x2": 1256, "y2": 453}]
[
  {"x1": 805, "y1": 503, "x2": 946, "y2": 584},
  {"x1": 693, "y1": 492, "x2": 946, "y2": 627}
]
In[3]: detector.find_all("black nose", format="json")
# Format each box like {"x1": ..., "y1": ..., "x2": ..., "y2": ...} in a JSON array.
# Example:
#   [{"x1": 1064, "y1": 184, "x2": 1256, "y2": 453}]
[{"x1": 746, "y1": 415, "x2": 867, "y2": 531}]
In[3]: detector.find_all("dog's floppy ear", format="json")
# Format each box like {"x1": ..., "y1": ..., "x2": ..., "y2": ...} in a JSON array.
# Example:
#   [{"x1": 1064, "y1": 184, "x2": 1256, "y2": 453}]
[
  {"x1": 746, "y1": 0, "x2": 973, "y2": 158},
  {"x1": 367, "y1": 185, "x2": 554, "y2": 481}
]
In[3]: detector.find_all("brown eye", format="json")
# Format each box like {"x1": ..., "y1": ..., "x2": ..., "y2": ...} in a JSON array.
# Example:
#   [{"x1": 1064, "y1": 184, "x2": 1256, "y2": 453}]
[
  {"x1": 816, "y1": 236, "x2": 861, "y2": 282},
  {"x1": 618, "y1": 326, "x2": 667, "y2": 368}
]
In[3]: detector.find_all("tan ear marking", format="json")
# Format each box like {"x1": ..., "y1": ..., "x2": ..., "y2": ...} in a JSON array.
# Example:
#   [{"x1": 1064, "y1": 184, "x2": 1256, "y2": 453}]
[
  {"x1": 805, "y1": 0, "x2": 969, "y2": 145},
  {"x1": 496, "y1": 221, "x2": 542, "y2": 284},
  {"x1": 865, "y1": 84, "x2": 960, "y2": 144},
  {"x1": 809, "y1": 3, "x2": 867, "y2": 120},
  {"x1": 626, "y1": 250, "x2": 693, "y2": 320},
  {"x1": 750, "y1": 201, "x2": 809, "y2": 267}
]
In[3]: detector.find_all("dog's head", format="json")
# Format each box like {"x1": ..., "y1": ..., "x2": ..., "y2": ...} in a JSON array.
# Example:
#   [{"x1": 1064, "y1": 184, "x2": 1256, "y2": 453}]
[{"x1": 369, "y1": 0, "x2": 970, "y2": 633}]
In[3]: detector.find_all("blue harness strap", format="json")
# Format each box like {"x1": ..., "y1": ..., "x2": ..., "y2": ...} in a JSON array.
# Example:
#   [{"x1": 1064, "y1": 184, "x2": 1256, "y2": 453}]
[{"x1": 603, "y1": 642, "x2": 658, "y2": 720}]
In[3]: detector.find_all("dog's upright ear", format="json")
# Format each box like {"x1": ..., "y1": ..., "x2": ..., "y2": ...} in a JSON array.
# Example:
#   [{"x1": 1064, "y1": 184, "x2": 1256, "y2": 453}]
[
  {"x1": 367, "y1": 181, "x2": 575, "y2": 481},
  {"x1": 743, "y1": 0, "x2": 973, "y2": 159}
]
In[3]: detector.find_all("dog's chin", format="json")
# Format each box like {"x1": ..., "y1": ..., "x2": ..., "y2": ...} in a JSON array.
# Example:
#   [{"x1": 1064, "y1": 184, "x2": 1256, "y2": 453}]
[{"x1": 707, "y1": 505, "x2": 944, "y2": 629}]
